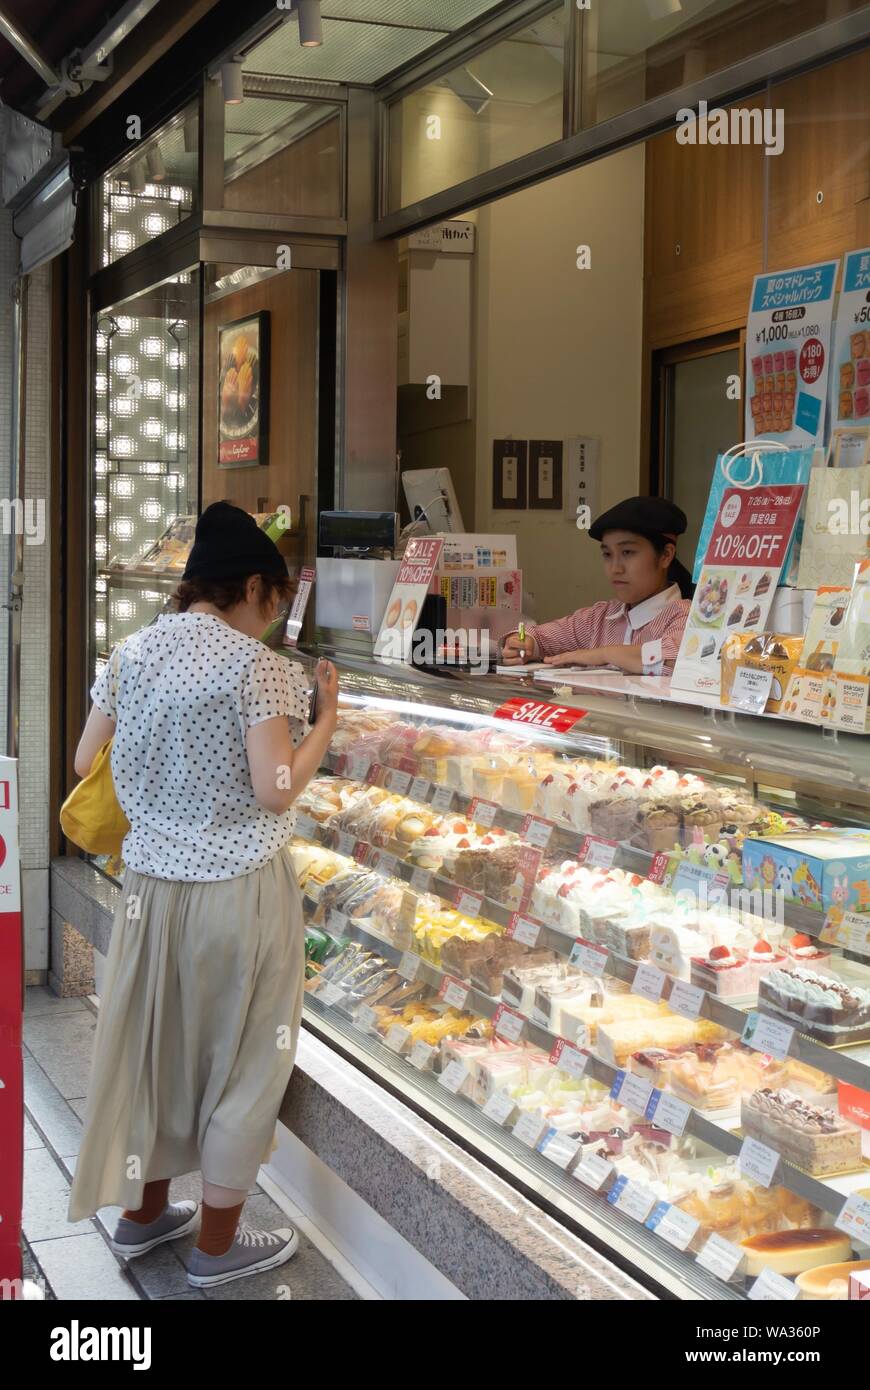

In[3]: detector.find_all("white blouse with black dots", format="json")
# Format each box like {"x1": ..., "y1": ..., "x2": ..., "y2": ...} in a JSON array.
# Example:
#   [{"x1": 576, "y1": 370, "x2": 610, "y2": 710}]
[{"x1": 91, "y1": 611, "x2": 309, "y2": 882}]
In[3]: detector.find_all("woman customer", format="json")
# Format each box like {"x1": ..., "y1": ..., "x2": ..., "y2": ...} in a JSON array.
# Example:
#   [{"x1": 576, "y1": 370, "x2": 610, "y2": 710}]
[
  {"x1": 67, "y1": 501, "x2": 338, "y2": 1289},
  {"x1": 501, "y1": 496, "x2": 693, "y2": 673}
]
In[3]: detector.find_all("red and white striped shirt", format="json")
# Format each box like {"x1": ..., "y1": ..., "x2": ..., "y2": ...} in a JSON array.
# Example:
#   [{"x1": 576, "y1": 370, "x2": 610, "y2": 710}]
[{"x1": 527, "y1": 583, "x2": 690, "y2": 669}]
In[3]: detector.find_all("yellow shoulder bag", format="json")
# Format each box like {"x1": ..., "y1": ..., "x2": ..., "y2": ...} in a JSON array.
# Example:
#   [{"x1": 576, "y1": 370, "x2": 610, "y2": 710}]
[{"x1": 60, "y1": 647, "x2": 130, "y2": 856}]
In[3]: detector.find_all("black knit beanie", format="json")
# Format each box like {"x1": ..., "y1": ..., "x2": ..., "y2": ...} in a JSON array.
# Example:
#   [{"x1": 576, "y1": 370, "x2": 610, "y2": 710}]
[{"x1": 182, "y1": 501, "x2": 287, "y2": 582}]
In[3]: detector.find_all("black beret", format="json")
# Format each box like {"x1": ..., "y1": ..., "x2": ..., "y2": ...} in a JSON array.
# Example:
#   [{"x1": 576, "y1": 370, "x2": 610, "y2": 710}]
[
  {"x1": 183, "y1": 501, "x2": 288, "y2": 582},
  {"x1": 588, "y1": 495, "x2": 688, "y2": 543}
]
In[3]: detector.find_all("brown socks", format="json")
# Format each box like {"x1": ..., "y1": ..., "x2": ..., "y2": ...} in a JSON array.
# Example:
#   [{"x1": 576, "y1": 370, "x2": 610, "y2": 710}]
[
  {"x1": 122, "y1": 1177, "x2": 171, "y2": 1225},
  {"x1": 196, "y1": 1200, "x2": 245, "y2": 1257}
]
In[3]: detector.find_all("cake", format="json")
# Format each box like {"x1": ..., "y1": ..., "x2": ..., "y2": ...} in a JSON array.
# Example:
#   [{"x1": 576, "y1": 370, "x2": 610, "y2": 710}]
[
  {"x1": 757, "y1": 966, "x2": 870, "y2": 1045},
  {"x1": 754, "y1": 572, "x2": 771, "y2": 597},
  {"x1": 740, "y1": 1088, "x2": 862, "y2": 1175},
  {"x1": 690, "y1": 944, "x2": 754, "y2": 997},
  {"x1": 679, "y1": 794, "x2": 722, "y2": 848},
  {"x1": 635, "y1": 799, "x2": 681, "y2": 853},
  {"x1": 796, "y1": 1259, "x2": 870, "y2": 1300},
  {"x1": 595, "y1": 1015, "x2": 727, "y2": 1067},
  {"x1": 745, "y1": 605, "x2": 761, "y2": 626},
  {"x1": 588, "y1": 795, "x2": 637, "y2": 843},
  {"x1": 468, "y1": 939, "x2": 528, "y2": 996},
  {"x1": 782, "y1": 933, "x2": 833, "y2": 974},
  {"x1": 740, "y1": 1228, "x2": 852, "y2": 1278}
]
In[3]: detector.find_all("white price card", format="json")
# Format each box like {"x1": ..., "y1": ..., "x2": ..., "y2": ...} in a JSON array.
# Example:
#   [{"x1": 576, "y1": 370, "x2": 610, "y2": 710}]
[
  {"x1": 631, "y1": 962, "x2": 667, "y2": 1003},
  {"x1": 295, "y1": 813, "x2": 317, "y2": 840},
  {"x1": 482, "y1": 1089, "x2": 517, "y2": 1125},
  {"x1": 410, "y1": 776, "x2": 431, "y2": 804},
  {"x1": 846, "y1": 915, "x2": 870, "y2": 956},
  {"x1": 650, "y1": 1091, "x2": 691, "y2": 1138},
  {"x1": 494, "y1": 1004, "x2": 525, "y2": 1043},
  {"x1": 550, "y1": 1038, "x2": 590, "y2": 1079},
  {"x1": 334, "y1": 831, "x2": 356, "y2": 857},
  {"x1": 738, "y1": 1135, "x2": 781, "y2": 1189},
  {"x1": 431, "y1": 785, "x2": 454, "y2": 812},
  {"x1": 570, "y1": 938, "x2": 609, "y2": 976},
  {"x1": 613, "y1": 1070, "x2": 653, "y2": 1115},
  {"x1": 386, "y1": 768, "x2": 412, "y2": 794},
  {"x1": 581, "y1": 835, "x2": 618, "y2": 869},
  {"x1": 742, "y1": 1010, "x2": 795, "y2": 1060},
  {"x1": 439, "y1": 976, "x2": 470, "y2": 1010},
  {"x1": 346, "y1": 753, "x2": 371, "y2": 782},
  {"x1": 355, "y1": 1005, "x2": 378, "y2": 1032},
  {"x1": 575, "y1": 1152, "x2": 615, "y2": 1192},
  {"x1": 410, "y1": 867, "x2": 433, "y2": 893},
  {"x1": 539, "y1": 1131, "x2": 582, "y2": 1171},
  {"x1": 326, "y1": 908, "x2": 348, "y2": 933},
  {"x1": 315, "y1": 982, "x2": 343, "y2": 1007},
  {"x1": 507, "y1": 913, "x2": 542, "y2": 948},
  {"x1": 468, "y1": 798, "x2": 498, "y2": 828},
  {"x1": 385, "y1": 1024, "x2": 411, "y2": 1054},
  {"x1": 614, "y1": 1180, "x2": 657, "y2": 1223},
  {"x1": 372, "y1": 850, "x2": 399, "y2": 879},
  {"x1": 728, "y1": 666, "x2": 774, "y2": 715},
  {"x1": 647, "y1": 1202, "x2": 700, "y2": 1252},
  {"x1": 512, "y1": 1110, "x2": 548, "y2": 1148},
  {"x1": 438, "y1": 1061, "x2": 469, "y2": 1094},
  {"x1": 696, "y1": 1232, "x2": 745, "y2": 1282},
  {"x1": 454, "y1": 888, "x2": 483, "y2": 918},
  {"x1": 748, "y1": 1269, "x2": 800, "y2": 1301},
  {"x1": 835, "y1": 1192, "x2": 870, "y2": 1241},
  {"x1": 521, "y1": 815, "x2": 554, "y2": 849},
  {"x1": 408, "y1": 1041, "x2": 436, "y2": 1071},
  {"x1": 398, "y1": 951, "x2": 421, "y2": 981},
  {"x1": 667, "y1": 979, "x2": 705, "y2": 1020}
]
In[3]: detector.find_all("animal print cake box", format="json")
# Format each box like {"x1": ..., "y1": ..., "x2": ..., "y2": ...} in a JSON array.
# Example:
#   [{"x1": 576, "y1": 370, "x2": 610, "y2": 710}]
[{"x1": 742, "y1": 829, "x2": 870, "y2": 916}]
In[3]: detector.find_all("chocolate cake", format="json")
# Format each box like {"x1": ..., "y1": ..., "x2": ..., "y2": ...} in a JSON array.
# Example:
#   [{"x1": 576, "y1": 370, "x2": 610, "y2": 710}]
[{"x1": 757, "y1": 965, "x2": 870, "y2": 1045}]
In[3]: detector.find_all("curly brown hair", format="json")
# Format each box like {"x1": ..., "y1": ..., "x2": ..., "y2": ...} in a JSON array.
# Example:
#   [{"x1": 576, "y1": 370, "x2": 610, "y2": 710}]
[{"x1": 172, "y1": 572, "x2": 295, "y2": 614}]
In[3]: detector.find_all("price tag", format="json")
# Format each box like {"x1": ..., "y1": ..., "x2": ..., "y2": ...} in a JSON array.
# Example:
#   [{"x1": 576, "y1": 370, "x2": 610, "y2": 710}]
[
  {"x1": 410, "y1": 776, "x2": 431, "y2": 804},
  {"x1": 696, "y1": 1232, "x2": 745, "y2": 1282},
  {"x1": 646, "y1": 851, "x2": 671, "y2": 885},
  {"x1": 667, "y1": 978, "x2": 705, "y2": 1020},
  {"x1": 521, "y1": 815, "x2": 554, "y2": 849},
  {"x1": 346, "y1": 753, "x2": 371, "y2": 782},
  {"x1": 398, "y1": 951, "x2": 421, "y2": 981},
  {"x1": 507, "y1": 913, "x2": 542, "y2": 948},
  {"x1": 431, "y1": 785, "x2": 454, "y2": 812},
  {"x1": 611, "y1": 1069, "x2": 654, "y2": 1115},
  {"x1": 580, "y1": 835, "x2": 618, "y2": 869},
  {"x1": 295, "y1": 812, "x2": 317, "y2": 840},
  {"x1": 727, "y1": 666, "x2": 774, "y2": 715},
  {"x1": 632, "y1": 962, "x2": 667, "y2": 1003},
  {"x1": 512, "y1": 1110, "x2": 548, "y2": 1148},
  {"x1": 454, "y1": 888, "x2": 483, "y2": 918},
  {"x1": 494, "y1": 1003, "x2": 525, "y2": 1043},
  {"x1": 482, "y1": 1089, "x2": 516, "y2": 1125},
  {"x1": 549, "y1": 1037, "x2": 590, "y2": 1078},
  {"x1": 608, "y1": 1176, "x2": 657, "y2": 1223},
  {"x1": 386, "y1": 768, "x2": 412, "y2": 795},
  {"x1": 353, "y1": 841, "x2": 370, "y2": 866},
  {"x1": 314, "y1": 981, "x2": 343, "y2": 1007},
  {"x1": 468, "y1": 797, "x2": 498, "y2": 828},
  {"x1": 835, "y1": 1192, "x2": 870, "y2": 1241},
  {"x1": 364, "y1": 763, "x2": 383, "y2": 786},
  {"x1": 326, "y1": 908, "x2": 348, "y2": 933},
  {"x1": 575, "y1": 1151, "x2": 614, "y2": 1192},
  {"x1": 742, "y1": 1010, "x2": 795, "y2": 1060},
  {"x1": 408, "y1": 1041, "x2": 436, "y2": 1071},
  {"x1": 646, "y1": 1202, "x2": 700, "y2": 1252},
  {"x1": 410, "y1": 867, "x2": 433, "y2": 893},
  {"x1": 539, "y1": 1131, "x2": 582, "y2": 1170},
  {"x1": 371, "y1": 850, "x2": 399, "y2": 879},
  {"x1": 333, "y1": 830, "x2": 356, "y2": 857},
  {"x1": 385, "y1": 1024, "x2": 411, "y2": 1054},
  {"x1": 439, "y1": 975, "x2": 469, "y2": 1010},
  {"x1": 748, "y1": 1269, "x2": 800, "y2": 1301},
  {"x1": 355, "y1": 1005, "x2": 378, "y2": 1032},
  {"x1": 649, "y1": 1091, "x2": 691, "y2": 1138},
  {"x1": 570, "y1": 938, "x2": 609, "y2": 976},
  {"x1": 738, "y1": 1135, "x2": 781, "y2": 1189},
  {"x1": 438, "y1": 1060, "x2": 469, "y2": 1093}
]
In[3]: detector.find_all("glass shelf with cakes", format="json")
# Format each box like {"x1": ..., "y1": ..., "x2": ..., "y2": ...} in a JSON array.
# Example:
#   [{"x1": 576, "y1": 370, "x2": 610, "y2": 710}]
[{"x1": 291, "y1": 654, "x2": 870, "y2": 1302}]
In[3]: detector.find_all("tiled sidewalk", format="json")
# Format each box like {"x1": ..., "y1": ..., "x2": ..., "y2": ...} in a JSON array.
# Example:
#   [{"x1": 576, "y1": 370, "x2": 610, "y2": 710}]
[{"x1": 22, "y1": 986, "x2": 358, "y2": 1301}]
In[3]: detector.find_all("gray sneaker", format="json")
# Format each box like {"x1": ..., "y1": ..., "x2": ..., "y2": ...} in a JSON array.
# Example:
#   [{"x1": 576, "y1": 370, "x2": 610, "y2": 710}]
[
  {"x1": 111, "y1": 1200, "x2": 200, "y2": 1257},
  {"x1": 187, "y1": 1223, "x2": 300, "y2": 1288}
]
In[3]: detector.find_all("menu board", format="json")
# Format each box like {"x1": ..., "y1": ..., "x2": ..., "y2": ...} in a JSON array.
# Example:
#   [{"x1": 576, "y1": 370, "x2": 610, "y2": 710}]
[
  {"x1": 672, "y1": 485, "x2": 805, "y2": 695},
  {"x1": 830, "y1": 247, "x2": 870, "y2": 457},
  {"x1": 745, "y1": 260, "x2": 838, "y2": 448},
  {"x1": 373, "y1": 537, "x2": 443, "y2": 661}
]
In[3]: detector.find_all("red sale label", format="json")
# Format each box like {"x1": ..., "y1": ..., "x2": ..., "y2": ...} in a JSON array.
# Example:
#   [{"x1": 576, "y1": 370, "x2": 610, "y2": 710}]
[
  {"x1": 706, "y1": 486, "x2": 804, "y2": 569},
  {"x1": 493, "y1": 698, "x2": 587, "y2": 732},
  {"x1": 799, "y1": 337, "x2": 824, "y2": 384},
  {"x1": 647, "y1": 852, "x2": 671, "y2": 884}
]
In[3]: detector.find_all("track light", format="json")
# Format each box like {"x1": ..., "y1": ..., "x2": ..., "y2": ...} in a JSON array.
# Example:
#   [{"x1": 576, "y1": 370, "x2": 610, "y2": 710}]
[
  {"x1": 296, "y1": 0, "x2": 322, "y2": 47},
  {"x1": 221, "y1": 60, "x2": 244, "y2": 104},
  {"x1": 129, "y1": 159, "x2": 147, "y2": 194},
  {"x1": 146, "y1": 149, "x2": 165, "y2": 182}
]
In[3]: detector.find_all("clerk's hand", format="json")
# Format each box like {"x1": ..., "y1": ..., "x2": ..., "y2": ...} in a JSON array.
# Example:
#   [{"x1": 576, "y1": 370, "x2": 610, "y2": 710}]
[
  {"x1": 542, "y1": 649, "x2": 592, "y2": 667},
  {"x1": 314, "y1": 659, "x2": 339, "y2": 724},
  {"x1": 501, "y1": 631, "x2": 540, "y2": 664}
]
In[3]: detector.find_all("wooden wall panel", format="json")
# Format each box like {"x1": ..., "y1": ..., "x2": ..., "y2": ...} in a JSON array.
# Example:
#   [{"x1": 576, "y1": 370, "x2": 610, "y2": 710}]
[{"x1": 223, "y1": 115, "x2": 342, "y2": 219}]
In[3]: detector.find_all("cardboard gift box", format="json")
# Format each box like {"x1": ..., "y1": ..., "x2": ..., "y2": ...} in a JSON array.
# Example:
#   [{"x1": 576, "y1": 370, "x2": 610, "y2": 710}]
[{"x1": 742, "y1": 828, "x2": 870, "y2": 913}]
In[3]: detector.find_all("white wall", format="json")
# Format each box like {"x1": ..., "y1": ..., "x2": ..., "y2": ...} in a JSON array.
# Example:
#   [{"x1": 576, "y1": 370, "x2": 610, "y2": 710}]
[{"x1": 473, "y1": 145, "x2": 646, "y2": 620}]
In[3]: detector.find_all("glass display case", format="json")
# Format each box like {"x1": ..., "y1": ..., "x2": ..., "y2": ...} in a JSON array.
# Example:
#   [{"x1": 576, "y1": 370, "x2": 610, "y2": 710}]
[{"x1": 293, "y1": 656, "x2": 870, "y2": 1301}]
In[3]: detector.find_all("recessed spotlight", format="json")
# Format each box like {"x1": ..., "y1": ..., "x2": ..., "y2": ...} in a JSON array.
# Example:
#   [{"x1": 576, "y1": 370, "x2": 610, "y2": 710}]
[
  {"x1": 221, "y1": 60, "x2": 244, "y2": 104},
  {"x1": 297, "y1": 0, "x2": 322, "y2": 48}
]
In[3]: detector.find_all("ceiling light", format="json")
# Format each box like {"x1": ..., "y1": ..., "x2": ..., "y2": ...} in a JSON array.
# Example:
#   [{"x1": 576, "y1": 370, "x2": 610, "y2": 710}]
[
  {"x1": 296, "y1": 0, "x2": 322, "y2": 47},
  {"x1": 221, "y1": 60, "x2": 244, "y2": 104},
  {"x1": 146, "y1": 149, "x2": 165, "y2": 182},
  {"x1": 128, "y1": 159, "x2": 147, "y2": 194},
  {"x1": 442, "y1": 68, "x2": 493, "y2": 116}
]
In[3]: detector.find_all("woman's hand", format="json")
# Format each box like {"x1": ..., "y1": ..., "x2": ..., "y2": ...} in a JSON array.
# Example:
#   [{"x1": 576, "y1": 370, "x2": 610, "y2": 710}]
[
  {"x1": 501, "y1": 631, "x2": 540, "y2": 664},
  {"x1": 542, "y1": 649, "x2": 591, "y2": 667},
  {"x1": 314, "y1": 659, "x2": 339, "y2": 726}
]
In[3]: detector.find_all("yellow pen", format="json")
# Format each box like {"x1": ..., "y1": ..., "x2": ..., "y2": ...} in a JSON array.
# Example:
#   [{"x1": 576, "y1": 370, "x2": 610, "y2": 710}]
[{"x1": 517, "y1": 621, "x2": 526, "y2": 663}]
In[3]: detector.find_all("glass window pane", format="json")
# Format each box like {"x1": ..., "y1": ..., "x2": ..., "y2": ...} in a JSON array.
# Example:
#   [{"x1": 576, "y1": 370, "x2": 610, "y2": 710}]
[
  {"x1": 223, "y1": 98, "x2": 342, "y2": 218},
  {"x1": 387, "y1": 7, "x2": 566, "y2": 211},
  {"x1": 667, "y1": 349, "x2": 741, "y2": 561},
  {"x1": 96, "y1": 104, "x2": 198, "y2": 269}
]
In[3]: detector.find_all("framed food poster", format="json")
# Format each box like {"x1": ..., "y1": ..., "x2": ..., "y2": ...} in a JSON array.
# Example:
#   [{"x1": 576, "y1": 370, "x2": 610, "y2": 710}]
[{"x1": 217, "y1": 312, "x2": 270, "y2": 468}]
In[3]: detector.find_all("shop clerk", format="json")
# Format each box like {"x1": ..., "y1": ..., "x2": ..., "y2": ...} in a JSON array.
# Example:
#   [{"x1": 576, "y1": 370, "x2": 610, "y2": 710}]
[{"x1": 501, "y1": 496, "x2": 694, "y2": 674}]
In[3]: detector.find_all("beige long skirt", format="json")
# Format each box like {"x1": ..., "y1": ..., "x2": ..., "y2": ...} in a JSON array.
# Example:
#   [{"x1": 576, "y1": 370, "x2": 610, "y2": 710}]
[{"x1": 68, "y1": 847, "x2": 305, "y2": 1223}]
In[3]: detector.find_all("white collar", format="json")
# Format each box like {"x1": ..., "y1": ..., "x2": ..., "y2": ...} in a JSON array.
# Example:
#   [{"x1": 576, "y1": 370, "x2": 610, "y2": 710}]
[{"x1": 605, "y1": 582, "x2": 681, "y2": 631}]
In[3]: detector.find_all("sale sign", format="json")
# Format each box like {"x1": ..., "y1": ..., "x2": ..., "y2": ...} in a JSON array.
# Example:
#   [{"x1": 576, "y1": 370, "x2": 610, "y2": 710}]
[
  {"x1": 672, "y1": 485, "x2": 804, "y2": 695},
  {"x1": 493, "y1": 697, "x2": 587, "y2": 732},
  {"x1": 373, "y1": 537, "x2": 444, "y2": 662},
  {"x1": 745, "y1": 259, "x2": 838, "y2": 447}
]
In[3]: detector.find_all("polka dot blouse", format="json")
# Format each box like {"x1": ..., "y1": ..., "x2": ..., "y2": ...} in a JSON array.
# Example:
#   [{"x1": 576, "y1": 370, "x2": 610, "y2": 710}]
[{"x1": 91, "y1": 611, "x2": 309, "y2": 881}]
